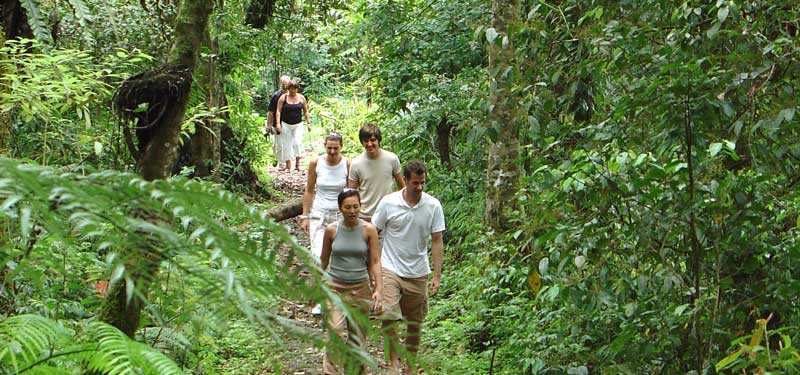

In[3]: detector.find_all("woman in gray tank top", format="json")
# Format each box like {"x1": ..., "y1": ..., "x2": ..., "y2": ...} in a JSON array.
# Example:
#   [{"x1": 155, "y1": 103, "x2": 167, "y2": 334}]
[{"x1": 320, "y1": 189, "x2": 382, "y2": 375}]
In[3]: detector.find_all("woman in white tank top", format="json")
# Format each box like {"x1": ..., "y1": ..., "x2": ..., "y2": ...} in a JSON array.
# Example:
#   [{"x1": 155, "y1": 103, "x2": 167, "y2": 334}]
[{"x1": 300, "y1": 132, "x2": 350, "y2": 260}]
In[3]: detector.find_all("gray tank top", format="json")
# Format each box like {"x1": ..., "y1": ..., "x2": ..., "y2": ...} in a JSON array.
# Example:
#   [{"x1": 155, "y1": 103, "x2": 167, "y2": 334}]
[{"x1": 329, "y1": 219, "x2": 369, "y2": 282}]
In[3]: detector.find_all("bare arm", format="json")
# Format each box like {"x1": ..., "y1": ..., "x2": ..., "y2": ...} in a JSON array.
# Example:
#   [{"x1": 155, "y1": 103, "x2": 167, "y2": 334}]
[
  {"x1": 429, "y1": 231, "x2": 444, "y2": 296},
  {"x1": 300, "y1": 158, "x2": 318, "y2": 233},
  {"x1": 301, "y1": 95, "x2": 311, "y2": 130},
  {"x1": 266, "y1": 111, "x2": 274, "y2": 130},
  {"x1": 365, "y1": 223, "x2": 383, "y2": 305},
  {"x1": 393, "y1": 172, "x2": 405, "y2": 190},
  {"x1": 347, "y1": 177, "x2": 360, "y2": 189},
  {"x1": 275, "y1": 94, "x2": 285, "y2": 130},
  {"x1": 320, "y1": 224, "x2": 336, "y2": 272}
]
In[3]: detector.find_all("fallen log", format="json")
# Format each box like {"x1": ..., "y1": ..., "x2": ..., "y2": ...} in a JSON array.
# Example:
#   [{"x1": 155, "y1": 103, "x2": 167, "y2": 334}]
[{"x1": 265, "y1": 198, "x2": 303, "y2": 222}]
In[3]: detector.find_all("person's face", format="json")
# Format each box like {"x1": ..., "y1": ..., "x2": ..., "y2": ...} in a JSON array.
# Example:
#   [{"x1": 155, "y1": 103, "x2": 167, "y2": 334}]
[
  {"x1": 404, "y1": 172, "x2": 426, "y2": 199},
  {"x1": 361, "y1": 136, "x2": 380, "y2": 157},
  {"x1": 339, "y1": 195, "x2": 361, "y2": 220},
  {"x1": 324, "y1": 140, "x2": 341, "y2": 158},
  {"x1": 281, "y1": 80, "x2": 290, "y2": 91},
  {"x1": 288, "y1": 86, "x2": 298, "y2": 95}
]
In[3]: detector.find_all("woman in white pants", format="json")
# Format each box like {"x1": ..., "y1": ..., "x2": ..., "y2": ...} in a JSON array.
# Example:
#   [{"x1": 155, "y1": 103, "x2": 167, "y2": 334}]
[
  {"x1": 276, "y1": 79, "x2": 311, "y2": 171},
  {"x1": 301, "y1": 132, "x2": 349, "y2": 314}
]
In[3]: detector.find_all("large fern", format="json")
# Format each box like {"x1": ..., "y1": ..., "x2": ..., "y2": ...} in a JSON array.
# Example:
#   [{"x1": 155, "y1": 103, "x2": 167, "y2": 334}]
[
  {"x1": 18, "y1": 0, "x2": 52, "y2": 44},
  {"x1": 0, "y1": 156, "x2": 374, "y2": 369},
  {"x1": 84, "y1": 322, "x2": 182, "y2": 375},
  {"x1": 0, "y1": 315, "x2": 70, "y2": 373},
  {"x1": 0, "y1": 315, "x2": 184, "y2": 374}
]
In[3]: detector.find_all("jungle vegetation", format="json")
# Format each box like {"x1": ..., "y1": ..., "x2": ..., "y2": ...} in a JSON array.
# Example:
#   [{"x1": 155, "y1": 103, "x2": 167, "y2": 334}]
[{"x1": 1, "y1": 0, "x2": 799, "y2": 374}]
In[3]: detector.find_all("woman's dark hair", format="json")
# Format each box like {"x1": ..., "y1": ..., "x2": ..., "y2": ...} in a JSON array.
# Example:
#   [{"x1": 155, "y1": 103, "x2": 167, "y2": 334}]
[
  {"x1": 403, "y1": 160, "x2": 427, "y2": 179},
  {"x1": 358, "y1": 123, "x2": 381, "y2": 143},
  {"x1": 287, "y1": 80, "x2": 299, "y2": 89},
  {"x1": 337, "y1": 189, "x2": 361, "y2": 208},
  {"x1": 325, "y1": 132, "x2": 343, "y2": 145}
]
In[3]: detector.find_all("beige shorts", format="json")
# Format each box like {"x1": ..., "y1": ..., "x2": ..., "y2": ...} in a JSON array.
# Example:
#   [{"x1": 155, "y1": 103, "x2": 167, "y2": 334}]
[{"x1": 380, "y1": 269, "x2": 428, "y2": 322}]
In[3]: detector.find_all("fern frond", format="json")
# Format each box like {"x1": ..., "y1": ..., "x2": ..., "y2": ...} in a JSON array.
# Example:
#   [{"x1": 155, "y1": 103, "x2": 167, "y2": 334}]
[
  {"x1": 18, "y1": 0, "x2": 53, "y2": 44},
  {"x1": 65, "y1": 0, "x2": 93, "y2": 27},
  {"x1": 85, "y1": 322, "x2": 183, "y2": 375},
  {"x1": 0, "y1": 314, "x2": 69, "y2": 373},
  {"x1": 0, "y1": 157, "x2": 368, "y2": 368}
]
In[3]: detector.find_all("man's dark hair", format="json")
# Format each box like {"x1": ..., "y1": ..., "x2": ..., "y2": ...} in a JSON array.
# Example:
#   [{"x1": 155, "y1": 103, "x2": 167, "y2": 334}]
[
  {"x1": 403, "y1": 160, "x2": 427, "y2": 179},
  {"x1": 337, "y1": 189, "x2": 361, "y2": 208},
  {"x1": 358, "y1": 123, "x2": 382, "y2": 143}
]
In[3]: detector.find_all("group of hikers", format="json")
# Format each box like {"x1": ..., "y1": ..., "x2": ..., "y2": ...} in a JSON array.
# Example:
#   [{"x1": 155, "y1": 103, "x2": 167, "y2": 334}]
[{"x1": 264, "y1": 76, "x2": 446, "y2": 375}]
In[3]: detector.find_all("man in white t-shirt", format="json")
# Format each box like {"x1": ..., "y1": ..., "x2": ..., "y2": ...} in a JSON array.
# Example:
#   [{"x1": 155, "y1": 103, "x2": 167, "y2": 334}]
[
  {"x1": 372, "y1": 160, "x2": 445, "y2": 375},
  {"x1": 347, "y1": 123, "x2": 404, "y2": 221}
]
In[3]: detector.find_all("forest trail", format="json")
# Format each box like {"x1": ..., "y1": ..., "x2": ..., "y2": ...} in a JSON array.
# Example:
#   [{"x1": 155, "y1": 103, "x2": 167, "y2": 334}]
[{"x1": 264, "y1": 157, "x2": 388, "y2": 375}]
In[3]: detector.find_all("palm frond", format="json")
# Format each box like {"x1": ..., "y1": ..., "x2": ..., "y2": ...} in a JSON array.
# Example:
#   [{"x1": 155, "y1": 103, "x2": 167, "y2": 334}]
[{"x1": 18, "y1": 0, "x2": 53, "y2": 44}]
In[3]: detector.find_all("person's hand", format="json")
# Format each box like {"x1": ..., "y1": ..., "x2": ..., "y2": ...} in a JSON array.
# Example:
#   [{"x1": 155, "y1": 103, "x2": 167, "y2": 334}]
[
  {"x1": 306, "y1": 122, "x2": 311, "y2": 132},
  {"x1": 429, "y1": 276, "x2": 440, "y2": 296},
  {"x1": 300, "y1": 217, "x2": 310, "y2": 233},
  {"x1": 275, "y1": 124, "x2": 281, "y2": 135},
  {"x1": 371, "y1": 289, "x2": 383, "y2": 312}
]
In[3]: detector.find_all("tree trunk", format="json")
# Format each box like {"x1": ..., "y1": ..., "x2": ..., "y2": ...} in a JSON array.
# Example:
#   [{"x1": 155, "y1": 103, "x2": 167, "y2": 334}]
[
  {"x1": 104, "y1": 0, "x2": 214, "y2": 338},
  {"x1": 485, "y1": 0, "x2": 521, "y2": 231},
  {"x1": 0, "y1": 29, "x2": 10, "y2": 155},
  {"x1": 266, "y1": 198, "x2": 303, "y2": 222},
  {"x1": 2, "y1": 0, "x2": 34, "y2": 40},
  {"x1": 436, "y1": 115, "x2": 451, "y2": 166},
  {"x1": 189, "y1": 26, "x2": 222, "y2": 180}
]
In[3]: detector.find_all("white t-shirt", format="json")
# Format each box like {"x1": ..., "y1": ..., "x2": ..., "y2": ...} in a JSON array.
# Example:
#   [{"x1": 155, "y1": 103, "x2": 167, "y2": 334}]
[
  {"x1": 313, "y1": 156, "x2": 348, "y2": 211},
  {"x1": 372, "y1": 189, "x2": 446, "y2": 278},
  {"x1": 348, "y1": 150, "x2": 401, "y2": 218}
]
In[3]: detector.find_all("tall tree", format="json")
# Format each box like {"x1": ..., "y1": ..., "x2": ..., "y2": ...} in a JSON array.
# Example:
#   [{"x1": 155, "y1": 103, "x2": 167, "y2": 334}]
[
  {"x1": 484, "y1": 0, "x2": 521, "y2": 231},
  {"x1": 188, "y1": 27, "x2": 223, "y2": 180},
  {"x1": 105, "y1": 0, "x2": 214, "y2": 337}
]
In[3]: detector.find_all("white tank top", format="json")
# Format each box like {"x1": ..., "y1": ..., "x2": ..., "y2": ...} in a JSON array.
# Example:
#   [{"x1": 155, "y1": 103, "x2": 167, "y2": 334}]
[{"x1": 314, "y1": 156, "x2": 348, "y2": 211}]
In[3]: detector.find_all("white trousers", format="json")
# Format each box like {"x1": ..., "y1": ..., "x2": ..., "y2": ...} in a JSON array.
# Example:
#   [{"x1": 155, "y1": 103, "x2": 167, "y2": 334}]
[
  {"x1": 309, "y1": 207, "x2": 340, "y2": 261},
  {"x1": 279, "y1": 121, "x2": 303, "y2": 162}
]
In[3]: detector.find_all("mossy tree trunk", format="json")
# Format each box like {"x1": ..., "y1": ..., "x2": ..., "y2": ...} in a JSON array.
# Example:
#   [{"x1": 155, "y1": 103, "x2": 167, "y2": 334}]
[
  {"x1": 485, "y1": 0, "x2": 521, "y2": 231},
  {"x1": 189, "y1": 27, "x2": 222, "y2": 180},
  {"x1": 0, "y1": 29, "x2": 10, "y2": 155},
  {"x1": 104, "y1": 0, "x2": 214, "y2": 338}
]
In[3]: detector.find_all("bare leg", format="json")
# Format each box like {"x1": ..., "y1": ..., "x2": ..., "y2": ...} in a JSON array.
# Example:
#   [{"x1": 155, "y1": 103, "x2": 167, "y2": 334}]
[
  {"x1": 404, "y1": 322, "x2": 422, "y2": 374},
  {"x1": 382, "y1": 320, "x2": 401, "y2": 373},
  {"x1": 295, "y1": 156, "x2": 302, "y2": 170},
  {"x1": 285, "y1": 160, "x2": 291, "y2": 171}
]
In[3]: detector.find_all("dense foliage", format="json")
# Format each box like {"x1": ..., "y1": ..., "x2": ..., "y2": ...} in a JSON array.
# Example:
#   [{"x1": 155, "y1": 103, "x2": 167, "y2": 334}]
[{"x1": 2, "y1": 0, "x2": 799, "y2": 374}]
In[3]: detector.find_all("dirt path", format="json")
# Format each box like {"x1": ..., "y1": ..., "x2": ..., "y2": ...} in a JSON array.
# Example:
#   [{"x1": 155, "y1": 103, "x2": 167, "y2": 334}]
[{"x1": 264, "y1": 162, "x2": 387, "y2": 375}]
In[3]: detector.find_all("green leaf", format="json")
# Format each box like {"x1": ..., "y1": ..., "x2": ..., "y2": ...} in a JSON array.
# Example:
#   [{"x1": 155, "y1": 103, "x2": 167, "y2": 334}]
[
  {"x1": 20, "y1": 207, "x2": 32, "y2": 242},
  {"x1": 707, "y1": 22, "x2": 721, "y2": 39},
  {"x1": 94, "y1": 141, "x2": 104, "y2": 157},
  {"x1": 709, "y1": 142, "x2": 723, "y2": 157},
  {"x1": 66, "y1": 0, "x2": 93, "y2": 26},
  {"x1": 18, "y1": 0, "x2": 53, "y2": 43},
  {"x1": 486, "y1": 28, "x2": 498, "y2": 44},
  {"x1": 780, "y1": 108, "x2": 795, "y2": 122},
  {"x1": 717, "y1": 6, "x2": 729, "y2": 23},
  {"x1": 715, "y1": 347, "x2": 744, "y2": 371}
]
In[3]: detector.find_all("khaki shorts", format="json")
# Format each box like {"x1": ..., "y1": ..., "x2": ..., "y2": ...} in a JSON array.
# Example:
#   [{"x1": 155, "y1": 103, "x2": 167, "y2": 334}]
[{"x1": 380, "y1": 269, "x2": 428, "y2": 322}]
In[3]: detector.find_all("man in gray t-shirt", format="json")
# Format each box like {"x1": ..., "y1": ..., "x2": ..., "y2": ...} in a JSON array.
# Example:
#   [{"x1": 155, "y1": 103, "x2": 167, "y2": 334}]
[{"x1": 347, "y1": 123, "x2": 404, "y2": 221}]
